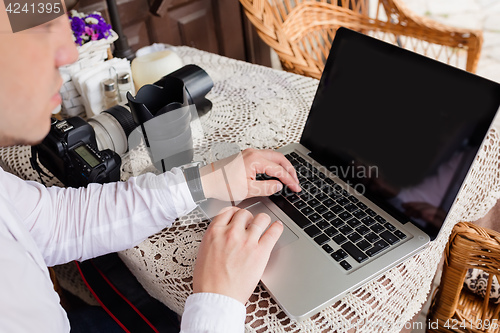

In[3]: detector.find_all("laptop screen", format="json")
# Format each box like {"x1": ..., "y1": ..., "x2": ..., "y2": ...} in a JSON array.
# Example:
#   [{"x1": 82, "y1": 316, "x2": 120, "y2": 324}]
[{"x1": 300, "y1": 28, "x2": 500, "y2": 239}]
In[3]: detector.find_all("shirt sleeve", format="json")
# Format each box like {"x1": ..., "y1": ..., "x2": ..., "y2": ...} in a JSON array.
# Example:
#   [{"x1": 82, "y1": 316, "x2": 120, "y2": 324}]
[
  {"x1": 0, "y1": 167, "x2": 197, "y2": 266},
  {"x1": 180, "y1": 293, "x2": 246, "y2": 333}
]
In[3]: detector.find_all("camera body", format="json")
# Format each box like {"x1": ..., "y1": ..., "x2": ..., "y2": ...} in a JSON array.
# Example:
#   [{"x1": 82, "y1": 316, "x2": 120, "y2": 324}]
[{"x1": 35, "y1": 117, "x2": 121, "y2": 187}]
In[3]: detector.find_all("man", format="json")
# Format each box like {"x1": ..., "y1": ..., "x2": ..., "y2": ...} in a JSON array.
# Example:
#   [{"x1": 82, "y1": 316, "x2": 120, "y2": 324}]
[{"x1": 0, "y1": 7, "x2": 301, "y2": 332}]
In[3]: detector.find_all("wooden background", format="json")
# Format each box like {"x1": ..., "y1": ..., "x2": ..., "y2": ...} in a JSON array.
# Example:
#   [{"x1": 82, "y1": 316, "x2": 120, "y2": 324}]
[{"x1": 76, "y1": 0, "x2": 272, "y2": 67}]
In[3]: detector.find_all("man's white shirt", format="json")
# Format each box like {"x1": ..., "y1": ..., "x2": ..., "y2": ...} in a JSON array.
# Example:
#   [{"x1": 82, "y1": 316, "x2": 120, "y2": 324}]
[{"x1": 0, "y1": 166, "x2": 244, "y2": 332}]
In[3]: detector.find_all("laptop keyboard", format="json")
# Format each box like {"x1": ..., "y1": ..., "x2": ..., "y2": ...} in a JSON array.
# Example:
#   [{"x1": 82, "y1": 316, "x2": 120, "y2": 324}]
[{"x1": 262, "y1": 151, "x2": 408, "y2": 271}]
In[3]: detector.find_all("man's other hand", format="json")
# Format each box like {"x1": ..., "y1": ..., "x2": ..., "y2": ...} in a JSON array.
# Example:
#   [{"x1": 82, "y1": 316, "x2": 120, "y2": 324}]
[{"x1": 192, "y1": 207, "x2": 283, "y2": 304}]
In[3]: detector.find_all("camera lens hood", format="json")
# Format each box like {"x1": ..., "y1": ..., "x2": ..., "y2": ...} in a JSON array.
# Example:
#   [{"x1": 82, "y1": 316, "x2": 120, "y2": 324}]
[
  {"x1": 155, "y1": 64, "x2": 214, "y2": 115},
  {"x1": 126, "y1": 81, "x2": 186, "y2": 125},
  {"x1": 158, "y1": 64, "x2": 213, "y2": 106}
]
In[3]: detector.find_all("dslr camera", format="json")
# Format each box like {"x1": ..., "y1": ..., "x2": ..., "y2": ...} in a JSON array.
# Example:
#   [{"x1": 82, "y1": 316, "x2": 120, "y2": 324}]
[
  {"x1": 31, "y1": 64, "x2": 213, "y2": 188},
  {"x1": 32, "y1": 105, "x2": 136, "y2": 188}
]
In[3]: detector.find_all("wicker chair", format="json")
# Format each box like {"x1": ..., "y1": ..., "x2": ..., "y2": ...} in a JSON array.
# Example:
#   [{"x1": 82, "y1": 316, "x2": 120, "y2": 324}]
[
  {"x1": 427, "y1": 222, "x2": 500, "y2": 333},
  {"x1": 239, "y1": 0, "x2": 483, "y2": 79}
]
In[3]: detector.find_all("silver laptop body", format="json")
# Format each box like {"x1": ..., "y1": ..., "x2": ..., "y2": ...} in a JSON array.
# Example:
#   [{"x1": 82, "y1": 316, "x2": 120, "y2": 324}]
[{"x1": 247, "y1": 143, "x2": 431, "y2": 320}]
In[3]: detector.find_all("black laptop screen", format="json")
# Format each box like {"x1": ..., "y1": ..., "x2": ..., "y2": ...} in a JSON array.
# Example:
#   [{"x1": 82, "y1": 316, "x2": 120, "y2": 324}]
[{"x1": 300, "y1": 28, "x2": 500, "y2": 239}]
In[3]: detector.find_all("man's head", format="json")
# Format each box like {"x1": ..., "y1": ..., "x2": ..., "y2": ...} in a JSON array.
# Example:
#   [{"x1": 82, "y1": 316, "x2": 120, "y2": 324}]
[{"x1": 0, "y1": 3, "x2": 78, "y2": 146}]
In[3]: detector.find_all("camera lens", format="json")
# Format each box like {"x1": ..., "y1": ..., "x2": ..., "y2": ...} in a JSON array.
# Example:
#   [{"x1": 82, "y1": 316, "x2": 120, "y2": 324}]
[{"x1": 87, "y1": 106, "x2": 136, "y2": 155}]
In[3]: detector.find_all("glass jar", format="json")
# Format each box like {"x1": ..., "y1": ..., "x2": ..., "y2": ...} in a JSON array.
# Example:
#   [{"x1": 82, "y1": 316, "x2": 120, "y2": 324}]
[
  {"x1": 117, "y1": 72, "x2": 135, "y2": 104},
  {"x1": 102, "y1": 78, "x2": 119, "y2": 109}
]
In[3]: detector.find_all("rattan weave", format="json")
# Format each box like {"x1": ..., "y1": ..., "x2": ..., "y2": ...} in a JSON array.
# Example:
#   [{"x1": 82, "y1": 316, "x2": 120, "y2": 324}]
[
  {"x1": 428, "y1": 222, "x2": 500, "y2": 333},
  {"x1": 239, "y1": 0, "x2": 483, "y2": 78}
]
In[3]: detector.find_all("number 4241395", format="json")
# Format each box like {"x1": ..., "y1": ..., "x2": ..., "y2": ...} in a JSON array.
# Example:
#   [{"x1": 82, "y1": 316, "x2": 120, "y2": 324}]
[
  {"x1": 444, "y1": 319, "x2": 499, "y2": 330},
  {"x1": 5, "y1": 2, "x2": 61, "y2": 14}
]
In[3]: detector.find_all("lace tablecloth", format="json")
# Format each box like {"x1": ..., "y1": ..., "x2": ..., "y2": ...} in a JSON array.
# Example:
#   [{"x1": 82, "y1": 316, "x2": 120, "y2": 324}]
[
  {"x1": 118, "y1": 47, "x2": 500, "y2": 332},
  {"x1": 2, "y1": 46, "x2": 500, "y2": 332}
]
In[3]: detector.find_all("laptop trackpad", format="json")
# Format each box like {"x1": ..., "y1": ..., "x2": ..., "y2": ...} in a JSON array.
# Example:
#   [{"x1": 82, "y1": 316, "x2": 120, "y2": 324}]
[{"x1": 246, "y1": 202, "x2": 299, "y2": 250}]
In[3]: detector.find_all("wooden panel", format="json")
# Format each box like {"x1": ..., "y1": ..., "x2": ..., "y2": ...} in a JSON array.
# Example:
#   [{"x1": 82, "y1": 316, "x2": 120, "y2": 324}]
[
  {"x1": 114, "y1": 0, "x2": 150, "y2": 26},
  {"x1": 148, "y1": 0, "x2": 246, "y2": 61},
  {"x1": 150, "y1": 0, "x2": 218, "y2": 53},
  {"x1": 176, "y1": 4, "x2": 217, "y2": 52},
  {"x1": 242, "y1": 11, "x2": 272, "y2": 67},
  {"x1": 212, "y1": 0, "x2": 246, "y2": 61},
  {"x1": 123, "y1": 20, "x2": 152, "y2": 51},
  {"x1": 77, "y1": 0, "x2": 271, "y2": 66},
  {"x1": 149, "y1": 0, "x2": 198, "y2": 15},
  {"x1": 76, "y1": 0, "x2": 150, "y2": 33}
]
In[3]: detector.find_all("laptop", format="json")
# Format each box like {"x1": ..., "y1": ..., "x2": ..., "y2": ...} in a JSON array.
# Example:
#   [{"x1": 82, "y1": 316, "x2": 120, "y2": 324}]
[{"x1": 201, "y1": 27, "x2": 500, "y2": 321}]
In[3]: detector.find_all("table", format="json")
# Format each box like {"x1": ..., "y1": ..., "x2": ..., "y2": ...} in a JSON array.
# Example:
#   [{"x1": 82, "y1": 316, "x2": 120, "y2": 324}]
[
  {"x1": 117, "y1": 47, "x2": 500, "y2": 332},
  {"x1": 2, "y1": 46, "x2": 500, "y2": 332}
]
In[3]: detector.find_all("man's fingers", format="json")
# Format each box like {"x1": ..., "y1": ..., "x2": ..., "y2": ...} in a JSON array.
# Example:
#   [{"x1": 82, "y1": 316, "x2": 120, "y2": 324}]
[
  {"x1": 258, "y1": 220, "x2": 284, "y2": 253},
  {"x1": 249, "y1": 179, "x2": 283, "y2": 197},
  {"x1": 211, "y1": 206, "x2": 241, "y2": 226},
  {"x1": 248, "y1": 157, "x2": 300, "y2": 193},
  {"x1": 246, "y1": 213, "x2": 272, "y2": 241},
  {"x1": 261, "y1": 163, "x2": 301, "y2": 193},
  {"x1": 228, "y1": 208, "x2": 254, "y2": 231},
  {"x1": 267, "y1": 151, "x2": 300, "y2": 183},
  {"x1": 249, "y1": 149, "x2": 300, "y2": 184}
]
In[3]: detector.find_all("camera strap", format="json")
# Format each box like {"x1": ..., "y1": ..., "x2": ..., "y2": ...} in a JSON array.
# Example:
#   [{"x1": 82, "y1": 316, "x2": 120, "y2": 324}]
[
  {"x1": 30, "y1": 147, "x2": 49, "y2": 186},
  {"x1": 75, "y1": 253, "x2": 180, "y2": 333}
]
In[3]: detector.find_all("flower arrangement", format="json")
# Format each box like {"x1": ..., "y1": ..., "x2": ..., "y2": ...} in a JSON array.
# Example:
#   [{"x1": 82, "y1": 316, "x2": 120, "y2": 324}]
[{"x1": 68, "y1": 10, "x2": 113, "y2": 46}]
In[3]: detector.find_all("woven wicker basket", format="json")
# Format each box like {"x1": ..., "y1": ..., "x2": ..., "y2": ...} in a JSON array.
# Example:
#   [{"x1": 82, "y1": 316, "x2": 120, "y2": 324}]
[
  {"x1": 239, "y1": 0, "x2": 483, "y2": 79},
  {"x1": 427, "y1": 222, "x2": 500, "y2": 333}
]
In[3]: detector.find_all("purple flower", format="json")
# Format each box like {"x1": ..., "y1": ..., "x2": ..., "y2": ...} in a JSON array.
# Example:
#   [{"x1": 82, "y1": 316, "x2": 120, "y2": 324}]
[
  {"x1": 68, "y1": 11, "x2": 112, "y2": 46},
  {"x1": 70, "y1": 16, "x2": 86, "y2": 45},
  {"x1": 84, "y1": 26, "x2": 98, "y2": 41},
  {"x1": 86, "y1": 13, "x2": 112, "y2": 39}
]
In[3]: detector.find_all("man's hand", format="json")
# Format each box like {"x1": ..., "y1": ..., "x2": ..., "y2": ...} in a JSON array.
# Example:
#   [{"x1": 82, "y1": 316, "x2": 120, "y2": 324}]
[
  {"x1": 200, "y1": 148, "x2": 301, "y2": 202},
  {"x1": 192, "y1": 207, "x2": 283, "y2": 304}
]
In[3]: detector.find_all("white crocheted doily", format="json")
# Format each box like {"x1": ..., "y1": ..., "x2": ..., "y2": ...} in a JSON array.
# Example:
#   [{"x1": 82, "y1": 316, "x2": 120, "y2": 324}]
[{"x1": 118, "y1": 47, "x2": 500, "y2": 332}]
